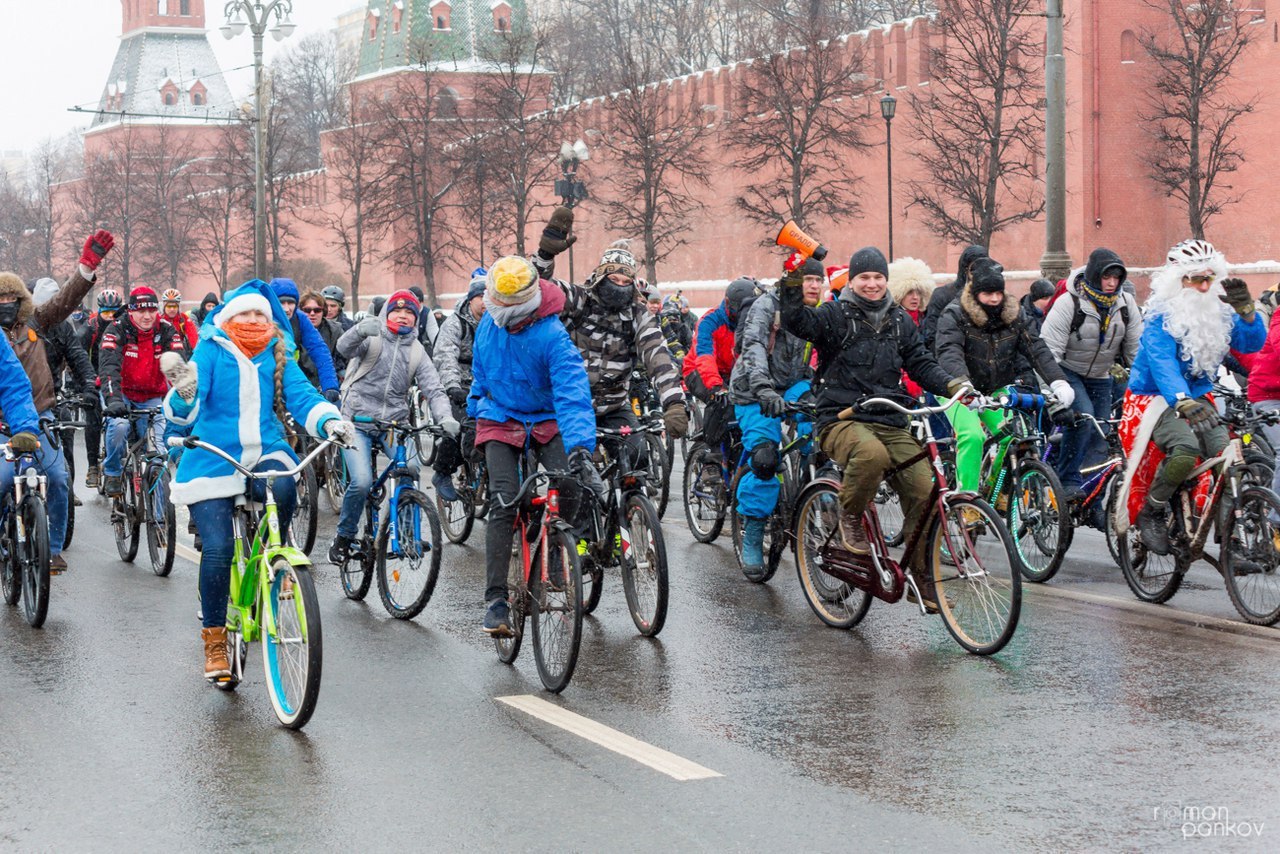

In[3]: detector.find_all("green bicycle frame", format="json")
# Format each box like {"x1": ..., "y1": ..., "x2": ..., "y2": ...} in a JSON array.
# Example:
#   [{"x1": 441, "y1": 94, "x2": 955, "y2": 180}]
[{"x1": 225, "y1": 489, "x2": 313, "y2": 644}]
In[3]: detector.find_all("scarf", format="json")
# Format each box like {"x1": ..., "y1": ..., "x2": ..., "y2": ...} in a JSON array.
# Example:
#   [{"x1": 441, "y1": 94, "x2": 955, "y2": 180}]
[
  {"x1": 222, "y1": 317, "x2": 276, "y2": 357},
  {"x1": 485, "y1": 285, "x2": 543, "y2": 331},
  {"x1": 1080, "y1": 279, "x2": 1120, "y2": 341},
  {"x1": 842, "y1": 288, "x2": 893, "y2": 329}
]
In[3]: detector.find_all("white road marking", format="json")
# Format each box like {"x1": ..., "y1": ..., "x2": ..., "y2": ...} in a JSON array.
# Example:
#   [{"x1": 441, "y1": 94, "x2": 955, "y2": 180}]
[
  {"x1": 175, "y1": 543, "x2": 200, "y2": 564},
  {"x1": 497, "y1": 695, "x2": 723, "y2": 781}
]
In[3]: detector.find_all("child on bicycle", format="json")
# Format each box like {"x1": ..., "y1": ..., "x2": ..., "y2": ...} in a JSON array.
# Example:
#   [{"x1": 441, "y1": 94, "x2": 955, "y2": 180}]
[
  {"x1": 932, "y1": 257, "x2": 1075, "y2": 496},
  {"x1": 469, "y1": 256, "x2": 604, "y2": 636},
  {"x1": 327, "y1": 290, "x2": 459, "y2": 565},
  {"x1": 162, "y1": 280, "x2": 351, "y2": 682}
]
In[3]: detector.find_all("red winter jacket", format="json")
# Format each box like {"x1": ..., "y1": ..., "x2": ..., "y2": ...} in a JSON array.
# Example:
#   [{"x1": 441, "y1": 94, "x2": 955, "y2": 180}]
[
  {"x1": 98, "y1": 315, "x2": 187, "y2": 404},
  {"x1": 1247, "y1": 310, "x2": 1280, "y2": 403},
  {"x1": 166, "y1": 311, "x2": 199, "y2": 354},
  {"x1": 682, "y1": 303, "x2": 736, "y2": 390}
]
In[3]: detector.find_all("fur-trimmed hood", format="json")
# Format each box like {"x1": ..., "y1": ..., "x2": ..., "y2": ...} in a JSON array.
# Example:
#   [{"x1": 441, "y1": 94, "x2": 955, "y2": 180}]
[
  {"x1": 960, "y1": 284, "x2": 1020, "y2": 328},
  {"x1": 889, "y1": 257, "x2": 935, "y2": 306},
  {"x1": 0, "y1": 272, "x2": 33, "y2": 325}
]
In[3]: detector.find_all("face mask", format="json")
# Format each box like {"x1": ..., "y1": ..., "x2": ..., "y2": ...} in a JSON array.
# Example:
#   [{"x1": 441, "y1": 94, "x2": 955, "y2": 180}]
[
  {"x1": 596, "y1": 281, "x2": 634, "y2": 310},
  {"x1": 980, "y1": 299, "x2": 1005, "y2": 320},
  {"x1": 0, "y1": 302, "x2": 19, "y2": 329}
]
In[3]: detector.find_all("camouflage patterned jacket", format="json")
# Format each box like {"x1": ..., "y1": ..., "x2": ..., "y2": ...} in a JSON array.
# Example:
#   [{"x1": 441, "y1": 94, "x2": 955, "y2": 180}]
[{"x1": 729, "y1": 288, "x2": 813, "y2": 406}]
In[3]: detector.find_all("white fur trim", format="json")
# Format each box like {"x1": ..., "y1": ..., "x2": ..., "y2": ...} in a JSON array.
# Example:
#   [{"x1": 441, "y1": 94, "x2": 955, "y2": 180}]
[
  {"x1": 214, "y1": 293, "x2": 272, "y2": 328},
  {"x1": 163, "y1": 389, "x2": 199, "y2": 426},
  {"x1": 305, "y1": 403, "x2": 341, "y2": 438},
  {"x1": 170, "y1": 473, "x2": 247, "y2": 505}
]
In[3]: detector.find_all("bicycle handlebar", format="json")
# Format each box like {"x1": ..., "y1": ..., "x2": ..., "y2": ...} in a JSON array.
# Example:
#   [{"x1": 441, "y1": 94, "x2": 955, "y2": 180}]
[
  {"x1": 168, "y1": 435, "x2": 345, "y2": 479},
  {"x1": 845, "y1": 387, "x2": 971, "y2": 419},
  {"x1": 352, "y1": 414, "x2": 450, "y2": 436},
  {"x1": 495, "y1": 468, "x2": 574, "y2": 511}
]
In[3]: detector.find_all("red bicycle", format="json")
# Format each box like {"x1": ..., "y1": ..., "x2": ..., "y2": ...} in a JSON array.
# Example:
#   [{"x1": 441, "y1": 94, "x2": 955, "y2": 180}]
[{"x1": 793, "y1": 391, "x2": 1022, "y2": 656}]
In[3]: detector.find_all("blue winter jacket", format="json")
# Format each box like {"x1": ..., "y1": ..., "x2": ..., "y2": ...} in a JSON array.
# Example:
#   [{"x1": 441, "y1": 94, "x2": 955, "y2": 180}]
[
  {"x1": 268, "y1": 278, "x2": 340, "y2": 393},
  {"x1": 466, "y1": 281, "x2": 596, "y2": 454},
  {"x1": 168, "y1": 282, "x2": 342, "y2": 505},
  {"x1": 1129, "y1": 309, "x2": 1266, "y2": 405},
  {"x1": 0, "y1": 331, "x2": 39, "y2": 435}
]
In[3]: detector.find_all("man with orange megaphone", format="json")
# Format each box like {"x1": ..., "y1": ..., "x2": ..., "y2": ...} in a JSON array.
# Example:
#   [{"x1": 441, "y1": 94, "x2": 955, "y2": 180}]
[{"x1": 779, "y1": 245, "x2": 969, "y2": 612}]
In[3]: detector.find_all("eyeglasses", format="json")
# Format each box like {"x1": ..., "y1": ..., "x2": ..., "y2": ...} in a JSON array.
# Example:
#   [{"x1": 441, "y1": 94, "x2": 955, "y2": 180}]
[
  {"x1": 1187, "y1": 275, "x2": 1216, "y2": 285},
  {"x1": 303, "y1": 307, "x2": 324, "y2": 315}
]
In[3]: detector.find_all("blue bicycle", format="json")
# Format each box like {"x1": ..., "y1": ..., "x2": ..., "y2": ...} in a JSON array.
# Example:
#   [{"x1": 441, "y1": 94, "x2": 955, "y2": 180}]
[
  {"x1": 335, "y1": 416, "x2": 444, "y2": 620},
  {"x1": 0, "y1": 419, "x2": 56, "y2": 628}
]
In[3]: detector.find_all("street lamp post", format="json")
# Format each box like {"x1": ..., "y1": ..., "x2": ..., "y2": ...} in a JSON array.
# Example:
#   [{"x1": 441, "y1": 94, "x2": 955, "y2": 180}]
[
  {"x1": 1039, "y1": 0, "x2": 1071, "y2": 281},
  {"x1": 222, "y1": 1, "x2": 296, "y2": 281},
  {"x1": 880, "y1": 93, "x2": 897, "y2": 261},
  {"x1": 556, "y1": 139, "x2": 590, "y2": 283}
]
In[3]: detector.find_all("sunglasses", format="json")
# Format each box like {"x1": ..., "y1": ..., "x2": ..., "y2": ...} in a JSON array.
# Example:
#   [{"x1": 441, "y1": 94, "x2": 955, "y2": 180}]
[
  {"x1": 303, "y1": 306, "x2": 324, "y2": 314},
  {"x1": 1187, "y1": 275, "x2": 1216, "y2": 285}
]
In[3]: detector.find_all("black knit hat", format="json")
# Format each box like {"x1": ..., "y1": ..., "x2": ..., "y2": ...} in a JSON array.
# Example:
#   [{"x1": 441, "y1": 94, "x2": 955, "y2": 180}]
[
  {"x1": 967, "y1": 257, "x2": 1006, "y2": 295},
  {"x1": 847, "y1": 247, "x2": 889, "y2": 279},
  {"x1": 800, "y1": 257, "x2": 825, "y2": 278},
  {"x1": 1029, "y1": 278, "x2": 1056, "y2": 301}
]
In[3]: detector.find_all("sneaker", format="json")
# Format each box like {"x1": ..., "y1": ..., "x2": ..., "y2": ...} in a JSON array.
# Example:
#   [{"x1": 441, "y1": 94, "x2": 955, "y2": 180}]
[
  {"x1": 85, "y1": 466, "x2": 100, "y2": 489},
  {"x1": 104, "y1": 474, "x2": 123, "y2": 497},
  {"x1": 838, "y1": 509, "x2": 870, "y2": 555},
  {"x1": 328, "y1": 535, "x2": 352, "y2": 565},
  {"x1": 696, "y1": 463, "x2": 723, "y2": 494},
  {"x1": 49, "y1": 554, "x2": 67, "y2": 575},
  {"x1": 432, "y1": 471, "x2": 461, "y2": 503},
  {"x1": 202, "y1": 627, "x2": 231, "y2": 680},
  {"x1": 483, "y1": 599, "x2": 514, "y2": 636},
  {"x1": 1136, "y1": 501, "x2": 1172, "y2": 556},
  {"x1": 72, "y1": 494, "x2": 82, "y2": 507},
  {"x1": 741, "y1": 516, "x2": 766, "y2": 578}
]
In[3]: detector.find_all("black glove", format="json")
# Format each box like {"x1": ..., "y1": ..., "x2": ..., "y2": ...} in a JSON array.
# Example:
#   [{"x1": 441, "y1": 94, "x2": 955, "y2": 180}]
[
  {"x1": 1050, "y1": 404, "x2": 1076, "y2": 427},
  {"x1": 758, "y1": 389, "x2": 786, "y2": 418},
  {"x1": 1220, "y1": 278, "x2": 1255, "y2": 317},
  {"x1": 711, "y1": 386, "x2": 731, "y2": 407},
  {"x1": 568, "y1": 447, "x2": 607, "y2": 502},
  {"x1": 539, "y1": 206, "x2": 577, "y2": 259},
  {"x1": 323, "y1": 388, "x2": 341, "y2": 404},
  {"x1": 79, "y1": 392, "x2": 98, "y2": 412},
  {"x1": 447, "y1": 386, "x2": 469, "y2": 407},
  {"x1": 104, "y1": 399, "x2": 129, "y2": 418},
  {"x1": 1175, "y1": 397, "x2": 1219, "y2": 438}
]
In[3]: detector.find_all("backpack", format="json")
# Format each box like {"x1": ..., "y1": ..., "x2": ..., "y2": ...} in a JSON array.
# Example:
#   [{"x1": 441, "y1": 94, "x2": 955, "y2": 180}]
[
  {"x1": 1066, "y1": 291, "x2": 1130, "y2": 337},
  {"x1": 340, "y1": 335, "x2": 426, "y2": 394}
]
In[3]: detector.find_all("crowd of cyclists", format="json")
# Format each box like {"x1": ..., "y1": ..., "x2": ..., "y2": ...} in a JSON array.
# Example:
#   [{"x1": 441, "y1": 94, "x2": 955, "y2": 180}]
[{"x1": 4, "y1": 209, "x2": 1280, "y2": 725}]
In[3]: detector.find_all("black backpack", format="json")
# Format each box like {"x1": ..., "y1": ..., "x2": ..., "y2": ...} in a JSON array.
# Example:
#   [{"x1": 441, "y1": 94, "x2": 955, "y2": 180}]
[{"x1": 1067, "y1": 292, "x2": 1130, "y2": 337}]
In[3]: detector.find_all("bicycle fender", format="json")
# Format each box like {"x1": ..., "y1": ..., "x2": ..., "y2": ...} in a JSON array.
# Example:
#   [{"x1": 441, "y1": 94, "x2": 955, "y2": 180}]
[{"x1": 262, "y1": 545, "x2": 312, "y2": 569}]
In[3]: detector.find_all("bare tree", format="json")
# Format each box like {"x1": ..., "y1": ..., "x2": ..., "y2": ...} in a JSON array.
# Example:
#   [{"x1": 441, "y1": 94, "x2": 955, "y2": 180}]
[
  {"x1": 0, "y1": 172, "x2": 38, "y2": 273},
  {"x1": 905, "y1": 0, "x2": 1045, "y2": 247},
  {"x1": 726, "y1": 17, "x2": 873, "y2": 232},
  {"x1": 453, "y1": 133, "x2": 515, "y2": 271},
  {"x1": 76, "y1": 127, "x2": 149, "y2": 286},
  {"x1": 186, "y1": 122, "x2": 254, "y2": 295},
  {"x1": 274, "y1": 32, "x2": 356, "y2": 169},
  {"x1": 130, "y1": 125, "x2": 202, "y2": 291},
  {"x1": 1139, "y1": 0, "x2": 1257, "y2": 239},
  {"x1": 25, "y1": 134, "x2": 82, "y2": 277}
]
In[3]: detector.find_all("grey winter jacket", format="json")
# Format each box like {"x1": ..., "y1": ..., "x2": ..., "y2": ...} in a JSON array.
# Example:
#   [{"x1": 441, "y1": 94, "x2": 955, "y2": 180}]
[
  {"x1": 729, "y1": 288, "x2": 812, "y2": 405},
  {"x1": 433, "y1": 299, "x2": 481, "y2": 392},
  {"x1": 1041, "y1": 272, "x2": 1142, "y2": 379},
  {"x1": 337, "y1": 300, "x2": 451, "y2": 425}
]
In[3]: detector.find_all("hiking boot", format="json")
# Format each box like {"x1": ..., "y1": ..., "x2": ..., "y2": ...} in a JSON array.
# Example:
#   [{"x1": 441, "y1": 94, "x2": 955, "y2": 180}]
[
  {"x1": 202, "y1": 627, "x2": 231, "y2": 680},
  {"x1": 85, "y1": 466, "x2": 100, "y2": 489},
  {"x1": 1136, "y1": 500, "x2": 1172, "y2": 556},
  {"x1": 696, "y1": 462, "x2": 723, "y2": 494},
  {"x1": 741, "y1": 516, "x2": 767, "y2": 579},
  {"x1": 72, "y1": 493, "x2": 82, "y2": 507},
  {"x1": 483, "y1": 599, "x2": 513, "y2": 637},
  {"x1": 104, "y1": 474, "x2": 123, "y2": 497},
  {"x1": 328, "y1": 535, "x2": 352, "y2": 565},
  {"x1": 838, "y1": 509, "x2": 870, "y2": 555},
  {"x1": 432, "y1": 470, "x2": 461, "y2": 503},
  {"x1": 49, "y1": 554, "x2": 67, "y2": 575}
]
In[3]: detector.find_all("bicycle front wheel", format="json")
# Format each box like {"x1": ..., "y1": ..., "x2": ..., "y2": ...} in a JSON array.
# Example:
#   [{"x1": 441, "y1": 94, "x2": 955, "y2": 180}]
[
  {"x1": 793, "y1": 482, "x2": 872, "y2": 629},
  {"x1": 114, "y1": 472, "x2": 140, "y2": 563},
  {"x1": 683, "y1": 442, "x2": 726, "y2": 543},
  {"x1": 1116, "y1": 503, "x2": 1186, "y2": 603},
  {"x1": 63, "y1": 479, "x2": 76, "y2": 549},
  {"x1": 530, "y1": 528, "x2": 583, "y2": 693},
  {"x1": 645, "y1": 433, "x2": 671, "y2": 520},
  {"x1": 1, "y1": 507, "x2": 20, "y2": 607},
  {"x1": 437, "y1": 461, "x2": 477, "y2": 544},
  {"x1": 145, "y1": 464, "x2": 176, "y2": 577},
  {"x1": 294, "y1": 463, "x2": 319, "y2": 554},
  {"x1": 929, "y1": 496, "x2": 1021, "y2": 655},
  {"x1": 729, "y1": 467, "x2": 786, "y2": 584},
  {"x1": 262, "y1": 560, "x2": 323, "y2": 730},
  {"x1": 339, "y1": 530, "x2": 375, "y2": 601},
  {"x1": 1009, "y1": 460, "x2": 1071, "y2": 583},
  {"x1": 323, "y1": 444, "x2": 348, "y2": 513},
  {"x1": 495, "y1": 537, "x2": 527, "y2": 664},
  {"x1": 1221, "y1": 485, "x2": 1280, "y2": 625},
  {"x1": 620, "y1": 492, "x2": 668, "y2": 636},
  {"x1": 18, "y1": 496, "x2": 50, "y2": 628},
  {"x1": 376, "y1": 489, "x2": 443, "y2": 620}
]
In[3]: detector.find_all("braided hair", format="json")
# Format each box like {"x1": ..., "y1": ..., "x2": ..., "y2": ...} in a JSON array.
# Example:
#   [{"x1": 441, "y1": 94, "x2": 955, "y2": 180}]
[{"x1": 272, "y1": 337, "x2": 289, "y2": 428}]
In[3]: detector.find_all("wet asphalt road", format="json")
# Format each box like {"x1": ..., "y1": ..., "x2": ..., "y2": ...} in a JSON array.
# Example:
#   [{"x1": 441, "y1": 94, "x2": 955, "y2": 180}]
[{"x1": 2, "y1": 449, "x2": 1278, "y2": 851}]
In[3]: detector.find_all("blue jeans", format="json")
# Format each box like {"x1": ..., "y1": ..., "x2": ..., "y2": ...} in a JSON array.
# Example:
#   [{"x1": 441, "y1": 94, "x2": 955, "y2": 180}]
[
  {"x1": 0, "y1": 412, "x2": 69, "y2": 555},
  {"x1": 190, "y1": 459, "x2": 296, "y2": 629},
  {"x1": 104, "y1": 398, "x2": 165, "y2": 478},
  {"x1": 734, "y1": 381, "x2": 812, "y2": 518},
  {"x1": 1054, "y1": 368, "x2": 1114, "y2": 489},
  {"x1": 337, "y1": 428, "x2": 419, "y2": 540}
]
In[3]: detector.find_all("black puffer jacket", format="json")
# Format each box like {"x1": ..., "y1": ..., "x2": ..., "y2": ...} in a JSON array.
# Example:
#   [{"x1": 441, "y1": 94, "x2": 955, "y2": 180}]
[
  {"x1": 780, "y1": 285, "x2": 953, "y2": 431},
  {"x1": 41, "y1": 320, "x2": 95, "y2": 396},
  {"x1": 935, "y1": 288, "x2": 1066, "y2": 394},
  {"x1": 921, "y1": 245, "x2": 988, "y2": 351}
]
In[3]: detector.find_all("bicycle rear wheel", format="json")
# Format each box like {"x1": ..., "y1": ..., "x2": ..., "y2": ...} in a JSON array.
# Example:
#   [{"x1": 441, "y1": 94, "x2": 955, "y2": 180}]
[
  {"x1": 437, "y1": 461, "x2": 477, "y2": 544},
  {"x1": 145, "y1": 464, "x2": 177, "y2": 577},
  {"x1": 1009, "y1": 460, "x2": 1071, "y2": 583},
  {"x1": 18, "y1": 496, "x2": 50, "y2": 628},
  {"x1": 645, "y1": 433, "x2": 670, "y2": 519},
  {"x1": 213, "y1": 627, "x2": 247, "y2": 692},
  {"x1": 873, "y1": 482, "x2": 905, "y2": 548},
  {"x1": 496, "y1": 538, "x2": 527, "y2": 663},
  {"x1": 114, "y1": 471, "x2": 140, "y2": 563},
  {"x1": 63, "y1": 479, "x2": 76, "y2": 549},
  {"x1": 1221, "y1": 485, "x2": 1280, "y2": 625},
  {"x1": 530, "y1": 528, "x2": 583, "y2": 693},
  {"x1": 323, "y1": 445, "x2": 348, "y2": 513},
  {"x1": 376, "y1": 489, "x2": 443, "y2": 620},
  {"x1": 729, "y1": 467, "x2": 786, "y2": 584},
  {"x1": 1, "y1": 507, "x2": 19, "y2": 607},
  {"x1": 620, "y1": 492, "x2": 668, "y2": 636},
  {"x1": 262, "y1": 560, "x2": 323, "y2": 730},
  {"x1": 339, "y1": 531, "x2": 375, "y2": 601},
  {"x1": 794, "y1": 482, "x2": 872, "y2": 629},
  {"x1": 294, "y1": 463, "x2": 319, "y2": 554},
  {"x1": 683, "y1": 442, "x2": 726, "y2": 543},
  {"x1": 929, "y1": 496, "x2": 1021, "y2": 655}
]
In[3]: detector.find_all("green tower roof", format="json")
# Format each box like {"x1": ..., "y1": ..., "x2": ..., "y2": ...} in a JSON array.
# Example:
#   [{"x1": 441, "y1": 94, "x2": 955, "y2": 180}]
[{"x1": 356, "y1": 0, "x2": 532, "y2": 77}]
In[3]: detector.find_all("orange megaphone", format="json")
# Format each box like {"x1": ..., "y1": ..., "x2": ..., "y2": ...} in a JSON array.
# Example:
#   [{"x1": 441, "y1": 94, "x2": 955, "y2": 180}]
[{"x1": 776, "y1": 220, "x2": 828, "y2": 262}]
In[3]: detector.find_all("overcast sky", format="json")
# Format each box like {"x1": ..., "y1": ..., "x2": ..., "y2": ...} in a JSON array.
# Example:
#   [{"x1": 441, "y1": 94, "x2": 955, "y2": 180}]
[{"x1": 0, "y1": 0, "x2": 362, "y2": 154}]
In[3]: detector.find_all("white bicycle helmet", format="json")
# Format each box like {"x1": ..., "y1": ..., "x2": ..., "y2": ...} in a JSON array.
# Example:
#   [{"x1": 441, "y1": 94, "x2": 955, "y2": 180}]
[
  {"x1": 1166, "y1": 239, "x2": 1224, "y2": 273},
  {"x1": 160, "y1": 288, "x2": 183, "y2": 305}
]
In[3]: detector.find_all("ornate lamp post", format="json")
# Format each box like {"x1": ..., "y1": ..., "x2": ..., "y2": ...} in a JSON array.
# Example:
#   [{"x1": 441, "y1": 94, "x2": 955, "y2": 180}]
[
  {"x1": 555, "y1": 139, "x2": 590, "y2": 282},
  {"x1": 221, "y1": 1, "x2": 296, "y2": 280},
  {"x1": 1039, "y1": 0, "x2": 1071, "y2": 281},
  {"x1": 880, "y1": 93, "x2": 897, "y2": 261}
]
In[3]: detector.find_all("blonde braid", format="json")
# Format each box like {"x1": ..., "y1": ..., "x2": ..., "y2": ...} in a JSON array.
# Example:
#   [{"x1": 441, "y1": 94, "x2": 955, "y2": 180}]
[{"x1": 272, "y1": 338, "x2": 288, "y2": 428}]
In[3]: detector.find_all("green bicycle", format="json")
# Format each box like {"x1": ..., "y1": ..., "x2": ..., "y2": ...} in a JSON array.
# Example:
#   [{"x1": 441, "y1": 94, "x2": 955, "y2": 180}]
[{"x1": 173, "y1": 434, "x2": 341, "y2": 730}]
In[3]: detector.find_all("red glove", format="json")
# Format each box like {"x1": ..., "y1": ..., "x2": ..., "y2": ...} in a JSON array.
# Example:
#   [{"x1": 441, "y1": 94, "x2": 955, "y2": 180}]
[
  {"x1": 783, "y1": 251, "x2": 806, "y2": 273},
  {"x1": 80, "y1": 230, "x2": 114, "y2": 271}
]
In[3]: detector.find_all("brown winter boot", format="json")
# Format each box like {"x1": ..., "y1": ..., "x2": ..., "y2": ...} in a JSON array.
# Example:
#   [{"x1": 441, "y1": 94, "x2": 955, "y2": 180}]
[{"x1": 202, "y1": 627, "x2": 231, "y2": 680}]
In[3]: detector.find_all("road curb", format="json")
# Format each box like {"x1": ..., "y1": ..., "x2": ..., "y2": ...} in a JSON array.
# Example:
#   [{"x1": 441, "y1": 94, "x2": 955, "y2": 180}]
[{"x1": 1028, "y1": 583, "x2": 1280, "y2": 642}]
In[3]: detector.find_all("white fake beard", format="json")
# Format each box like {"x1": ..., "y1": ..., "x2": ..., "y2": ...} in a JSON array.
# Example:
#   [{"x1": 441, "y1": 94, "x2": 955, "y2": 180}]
[{"x1": 1160, "y1": 287, "x2": 1233, "y2": 378}]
